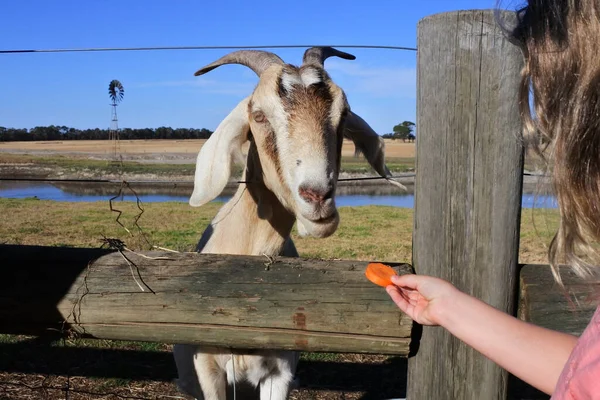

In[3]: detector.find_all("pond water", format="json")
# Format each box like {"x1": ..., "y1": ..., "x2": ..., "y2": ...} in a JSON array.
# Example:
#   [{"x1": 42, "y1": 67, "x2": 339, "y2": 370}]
[{"x1": 0, "y1": 181, "x2": 558, "y2": 209}]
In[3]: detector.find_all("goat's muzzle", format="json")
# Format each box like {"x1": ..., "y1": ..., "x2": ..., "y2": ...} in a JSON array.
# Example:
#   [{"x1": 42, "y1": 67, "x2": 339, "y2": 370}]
[
  {"x1": 298, "y1": 184, "x2": 334, "y2": 205},
  {"x1": 295, "y1": 181, "x2": 339, "y2": 238}
]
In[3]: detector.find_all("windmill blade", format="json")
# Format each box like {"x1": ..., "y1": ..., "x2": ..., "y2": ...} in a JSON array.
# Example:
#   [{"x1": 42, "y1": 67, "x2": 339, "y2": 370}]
[{"x1": 108, "y1": 79, "x2": 125, "y2": 104}]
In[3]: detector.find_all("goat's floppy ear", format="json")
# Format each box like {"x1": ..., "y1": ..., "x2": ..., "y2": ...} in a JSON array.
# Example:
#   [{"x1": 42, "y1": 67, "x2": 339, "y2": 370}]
[
  {"x1": 189, "y1": 97, "x2": 250, "y2": 207},
  {"x1": 344, "y1": 111, "x2": 407, "y2": 191}
]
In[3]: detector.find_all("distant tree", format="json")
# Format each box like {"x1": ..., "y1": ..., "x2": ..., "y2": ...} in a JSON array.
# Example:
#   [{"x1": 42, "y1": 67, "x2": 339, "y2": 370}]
[
  {"x1": 392, "y1": 121, "x2": 416, "y2": 141},
  {"x1": 0, "y1": 127, "x2": 28, "y2": 141},
  {"x1": 30, "y1": 126, "x2": 62, "y2": 141}
]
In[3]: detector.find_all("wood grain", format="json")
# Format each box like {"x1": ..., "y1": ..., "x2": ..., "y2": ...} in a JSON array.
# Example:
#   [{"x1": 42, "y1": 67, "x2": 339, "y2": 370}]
[
  {"x1": 410, "y1": 10, "x2": 524, "y2": 399},
  {"x1": 0, "y1": 244, "x2": 413, "y2": 355},
  {"x1": 519, "y1": 264, "x2": 598, "y2": 336}
]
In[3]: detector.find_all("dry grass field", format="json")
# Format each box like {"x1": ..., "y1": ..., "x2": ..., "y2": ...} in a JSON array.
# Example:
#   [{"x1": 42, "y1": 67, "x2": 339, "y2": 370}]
[
  {"x1": 0, "y1": 139, "x2": 417, "y2": 182},
  {"x1": 0, "y1": 139, "x2": 415, "y2": 159}
]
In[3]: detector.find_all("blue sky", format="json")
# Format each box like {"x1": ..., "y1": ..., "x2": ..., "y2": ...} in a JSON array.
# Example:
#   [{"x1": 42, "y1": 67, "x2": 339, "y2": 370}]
[{"x1": 1, "y1": 0, "x2": 515, "y2": 135}]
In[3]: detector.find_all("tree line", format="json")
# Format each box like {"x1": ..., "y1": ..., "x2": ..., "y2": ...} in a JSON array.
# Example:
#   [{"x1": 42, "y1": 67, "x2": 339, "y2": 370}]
[
  {"x1": 0, "y1": 121, "x2": 416, "y2": 142},
  {"x1": 0, "y1": 126, "x2": 214, "y2": 142}
]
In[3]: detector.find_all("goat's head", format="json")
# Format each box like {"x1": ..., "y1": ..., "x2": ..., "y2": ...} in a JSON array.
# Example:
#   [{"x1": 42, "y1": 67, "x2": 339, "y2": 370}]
[{"x1": 190, "y1": 47, "x2": 404, "y2": 238}]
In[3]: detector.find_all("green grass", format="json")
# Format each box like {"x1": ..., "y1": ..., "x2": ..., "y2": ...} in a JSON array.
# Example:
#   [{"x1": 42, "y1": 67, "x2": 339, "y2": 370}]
[
  {"x1": 96, "y1": 378, "x2": 132, "y2": 390},
  {"x1": 0, "y1": 153, "x2": 196, "y2": 176},
  {"x1": 0, "y1": 197, "x2": 558, "y2": 264},
  {"x1": 340, "y1": 156, "x2": 414, "y2": 173}
]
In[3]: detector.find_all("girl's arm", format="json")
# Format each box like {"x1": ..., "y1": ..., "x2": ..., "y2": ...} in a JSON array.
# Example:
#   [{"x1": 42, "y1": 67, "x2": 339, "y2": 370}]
[{"x1": 387, "y1": 274, "x2": 578, "y2": 395}]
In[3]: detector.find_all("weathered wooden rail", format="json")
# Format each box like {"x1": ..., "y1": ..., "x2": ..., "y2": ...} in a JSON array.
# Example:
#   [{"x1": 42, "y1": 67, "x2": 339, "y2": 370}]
[
  {"x1": 0, "y1": 244, "x2": 413, "y2": 355},
  {"x1": 519, "y1": 264, "x2": 598, "y2": 336},
  {"x1": 0, "y1": 245, "x2": 595, "y2": 350}
]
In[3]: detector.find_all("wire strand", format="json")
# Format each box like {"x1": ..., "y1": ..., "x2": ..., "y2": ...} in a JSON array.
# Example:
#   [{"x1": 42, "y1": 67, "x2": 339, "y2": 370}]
[
  {"x1": 0, "y1": 175, "x2": 415, "y2": 184},
  {"x1": 0, "y1": 172, "x2": 547, "y2": 185},
  {"x1": 0, "y1": 44, "x2": 417, "y2": 54}
]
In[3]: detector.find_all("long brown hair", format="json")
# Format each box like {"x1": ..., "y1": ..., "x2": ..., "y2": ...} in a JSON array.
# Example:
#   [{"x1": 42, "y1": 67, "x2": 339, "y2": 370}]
[{"x1": 509, "y1": 0, "x2": 600, "y2": 283}]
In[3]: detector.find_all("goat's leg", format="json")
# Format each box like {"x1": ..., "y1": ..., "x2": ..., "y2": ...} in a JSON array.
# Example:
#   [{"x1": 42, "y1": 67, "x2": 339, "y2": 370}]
[
  {"x1": 259, "y1": 352, "x2": 297, "y2": 400},
  {"x1": 173, "y1": 344, "x2": 204, "y2": 399},
  {"x1": 259, "y1": 374, "x2": 294, "y2": 400},
  {"x1": 193, "y1": 352, "x2": 227, "y2": 400}
]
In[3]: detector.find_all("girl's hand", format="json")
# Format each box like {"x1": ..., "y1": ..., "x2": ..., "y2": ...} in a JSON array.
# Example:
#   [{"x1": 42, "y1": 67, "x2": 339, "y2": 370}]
[{"x1": 386, "y1": 274, "x2": 458, "y2": 326}]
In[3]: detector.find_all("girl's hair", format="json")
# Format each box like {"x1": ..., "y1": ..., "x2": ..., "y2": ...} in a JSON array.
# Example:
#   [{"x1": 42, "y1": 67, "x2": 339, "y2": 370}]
[{"x1": 509, "y1": 0, "x2": 600, "y2": 283}]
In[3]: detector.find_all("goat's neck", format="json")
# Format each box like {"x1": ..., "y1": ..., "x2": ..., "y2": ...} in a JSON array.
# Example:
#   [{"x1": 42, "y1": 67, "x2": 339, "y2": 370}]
[{"x1": 199, "y1": 144, "x2": 296, "y2": 256}]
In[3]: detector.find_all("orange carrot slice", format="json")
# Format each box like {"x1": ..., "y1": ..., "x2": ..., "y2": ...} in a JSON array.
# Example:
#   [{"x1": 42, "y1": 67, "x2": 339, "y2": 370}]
[{"x1": 365, "y1": 263, "x2": 397, "y2": 288}]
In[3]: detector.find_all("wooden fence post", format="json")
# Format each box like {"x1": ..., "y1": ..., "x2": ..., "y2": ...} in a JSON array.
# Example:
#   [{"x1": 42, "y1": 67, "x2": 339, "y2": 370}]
[{"x1": 409, "y1": 10, "x2": 524, "y2": 399}]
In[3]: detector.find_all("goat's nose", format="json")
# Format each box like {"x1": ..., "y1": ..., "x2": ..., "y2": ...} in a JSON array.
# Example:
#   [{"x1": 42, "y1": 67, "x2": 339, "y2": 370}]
[{"x1": 298, "y1": 184, "x2": 333, "y2": 204}]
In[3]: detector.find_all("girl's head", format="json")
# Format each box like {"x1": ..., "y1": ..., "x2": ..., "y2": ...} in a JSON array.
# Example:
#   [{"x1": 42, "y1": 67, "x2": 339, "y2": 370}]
[{"x1": 509, "y1": 0, "x2": 600, "y2": 282}]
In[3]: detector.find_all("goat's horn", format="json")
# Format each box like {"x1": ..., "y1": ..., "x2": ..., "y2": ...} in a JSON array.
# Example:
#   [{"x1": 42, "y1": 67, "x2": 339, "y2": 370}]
[
  {"x1": 302, "y1": 47, "x2": 356, "y2": 67},
  {"x1": 194, "y1": 50, "x2": 285, "y2": 77}
]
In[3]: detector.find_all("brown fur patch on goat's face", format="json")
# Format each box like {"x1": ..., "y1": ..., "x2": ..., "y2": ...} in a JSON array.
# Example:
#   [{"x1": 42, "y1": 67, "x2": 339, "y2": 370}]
[{"x1": 247, "y1": 63, "x2": 348, "y2": 237}]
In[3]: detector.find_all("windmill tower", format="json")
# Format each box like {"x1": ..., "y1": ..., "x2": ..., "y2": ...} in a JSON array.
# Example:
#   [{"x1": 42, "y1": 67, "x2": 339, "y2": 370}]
[{"x1": 108, "y1": 80, "x2": 124, "y2": 161}]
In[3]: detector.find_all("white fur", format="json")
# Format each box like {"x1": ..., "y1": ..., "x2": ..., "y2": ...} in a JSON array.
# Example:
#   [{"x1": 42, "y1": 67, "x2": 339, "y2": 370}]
[
  {"x1": 189, "y1": 97, "x2": 250, "y2": 208},
  {"x1": 300, "y1": 67, "x2": 321, "y2": 87},
  {"x1": 280, "y1": 73, "x2": 302, "y2": 93},
  {"x1": 296, "y1": 219, "x2": 310, "y2": 237}
]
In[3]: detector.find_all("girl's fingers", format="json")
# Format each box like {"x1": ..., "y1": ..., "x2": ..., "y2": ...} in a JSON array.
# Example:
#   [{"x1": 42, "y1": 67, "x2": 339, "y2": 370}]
[
  {"x1": 399, "y1": 289, "x2": 411, "y2": 303},
  {"x1": 390, "y1": 273, "x2": 422, "y2": 290},
  {"x1": 386, "y1": 285, "x2": 410, "y2": 312}
]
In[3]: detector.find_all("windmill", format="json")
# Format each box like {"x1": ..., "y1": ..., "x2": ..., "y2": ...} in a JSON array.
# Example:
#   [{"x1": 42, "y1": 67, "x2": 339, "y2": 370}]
[{"x1": 108, "y1": 79, "x2": 124, "y2": 161}]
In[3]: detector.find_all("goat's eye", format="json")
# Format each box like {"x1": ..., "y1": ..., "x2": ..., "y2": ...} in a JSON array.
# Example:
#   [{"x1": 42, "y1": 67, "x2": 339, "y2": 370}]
[{"x1": 252, "y1": 111, "x2": 266, "y2": 123}]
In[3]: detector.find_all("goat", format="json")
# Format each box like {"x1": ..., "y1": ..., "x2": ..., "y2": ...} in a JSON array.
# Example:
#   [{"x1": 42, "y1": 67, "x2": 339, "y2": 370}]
[{"x1": 173, "y1": 47, "x2": 404, "y2": 400}]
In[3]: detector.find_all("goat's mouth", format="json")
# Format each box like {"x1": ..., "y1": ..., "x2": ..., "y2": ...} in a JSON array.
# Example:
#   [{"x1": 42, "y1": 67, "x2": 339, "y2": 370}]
[
  {"x1": 307, "y1": 213, "x2": 337, "y2": 224},
  {"x1": 296, "y1": 209, "x2": 340, "y2": 238}
]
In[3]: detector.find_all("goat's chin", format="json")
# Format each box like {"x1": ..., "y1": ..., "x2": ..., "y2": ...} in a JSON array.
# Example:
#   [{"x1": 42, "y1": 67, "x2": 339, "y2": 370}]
[{"x1": 296, "y1": 212, "x2": 339, "y2": 238}]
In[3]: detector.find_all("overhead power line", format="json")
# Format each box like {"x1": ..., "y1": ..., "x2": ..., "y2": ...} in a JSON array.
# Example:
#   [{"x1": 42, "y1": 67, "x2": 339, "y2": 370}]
[{"x1": 0, "y1": 44, "x2": 418, "y2": 54}]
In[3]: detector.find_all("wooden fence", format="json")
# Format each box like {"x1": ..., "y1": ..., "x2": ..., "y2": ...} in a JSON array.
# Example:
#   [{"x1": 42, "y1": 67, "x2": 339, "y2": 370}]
[
  {"x1": 1, "y1": 8, "x2": 599, "y2": 400},
  {"x1": 0, "y1": 245, "x2": 413, "y2": 354}
]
